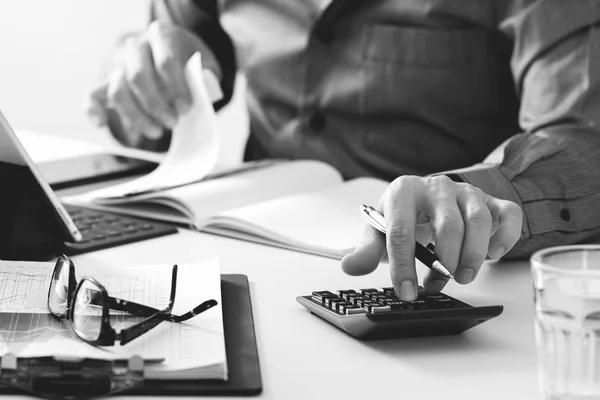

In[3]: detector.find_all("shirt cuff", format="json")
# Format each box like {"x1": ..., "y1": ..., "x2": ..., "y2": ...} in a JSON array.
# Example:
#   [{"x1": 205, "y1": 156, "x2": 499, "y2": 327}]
[{"x1": 440, "y1": 164, "x2": 530, "y2": 239}]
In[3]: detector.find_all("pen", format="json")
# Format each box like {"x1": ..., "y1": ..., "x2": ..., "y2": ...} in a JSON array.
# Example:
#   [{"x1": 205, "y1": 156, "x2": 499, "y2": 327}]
[{"x1": 359, "y1": 204, "x2": 454, "y2": 279}]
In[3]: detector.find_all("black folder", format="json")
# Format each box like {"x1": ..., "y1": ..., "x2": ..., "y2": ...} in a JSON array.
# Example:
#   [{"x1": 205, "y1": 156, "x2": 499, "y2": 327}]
[
  {"x1": 0, "y1": 274, "x2": 262, "y2": 397},
  {"x1": 136, "y1": 274, "x2": 263, "y2": 396}
]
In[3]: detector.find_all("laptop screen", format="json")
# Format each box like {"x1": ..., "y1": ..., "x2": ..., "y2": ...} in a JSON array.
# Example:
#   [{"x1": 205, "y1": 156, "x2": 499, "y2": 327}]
[{"x1": 0, "y1": 110, "x2": 82, "y2": 245}]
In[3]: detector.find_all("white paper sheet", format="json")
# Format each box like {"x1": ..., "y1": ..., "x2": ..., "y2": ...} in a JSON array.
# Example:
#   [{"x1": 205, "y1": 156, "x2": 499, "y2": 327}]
[{"x1": 83, "y1": 52, "x2": 221, "y2": 199}]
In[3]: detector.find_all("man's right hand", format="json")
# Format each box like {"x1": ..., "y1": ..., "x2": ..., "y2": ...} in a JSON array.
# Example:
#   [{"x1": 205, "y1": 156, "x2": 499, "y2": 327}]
[{"x1": 86, "y1": 21, "x2": 222, "y2": 149}]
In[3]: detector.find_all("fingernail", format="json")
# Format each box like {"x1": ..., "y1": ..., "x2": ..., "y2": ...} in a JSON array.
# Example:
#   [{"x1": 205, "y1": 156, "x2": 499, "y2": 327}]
[
  {"x1": 427, "y1": 279, "x2": 446, "y2": 293},
  {"x1": 161, "y1": 112, "x2": 177, "y2": 129},
  {"x1": 455, "y1": 268, "x2": 475, "y2": 284},
  {"x1": 88, "y1": 112, "x2": 106, "y2": 127},
  {"x1": 399, "y1": 280, "x2": 416, "y2": 301},
  {"x1": 144, "y1": 125, "x2": 163, "y2": 140},
  {"x1": 120, "y1": 115, "x2": 132, "y2": 132},
  {"x1": 175, "y1": 99, "x2": 191, "y2": 115},
  {"x1": 488, "y1": 245, "x2": 506, "y2": 260}
]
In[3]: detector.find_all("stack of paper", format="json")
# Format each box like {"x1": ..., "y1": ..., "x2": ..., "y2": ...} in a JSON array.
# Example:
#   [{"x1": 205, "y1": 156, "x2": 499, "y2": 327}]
[{"x1": 0, "y1": 259, "x2": 227, "y2": 380}]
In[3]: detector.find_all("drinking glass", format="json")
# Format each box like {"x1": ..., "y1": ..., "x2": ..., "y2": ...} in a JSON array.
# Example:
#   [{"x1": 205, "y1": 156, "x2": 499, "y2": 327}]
[{"x1": 531, "y1": 245, "x2": 600, "y2": 400}]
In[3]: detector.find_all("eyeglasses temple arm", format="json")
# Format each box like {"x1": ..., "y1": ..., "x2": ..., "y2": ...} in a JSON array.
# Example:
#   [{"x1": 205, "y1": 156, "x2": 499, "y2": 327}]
[
  {"x1": 119, "y1": 306, "x2": 173, "y2": 345},
  {"x1": 164, "y1": 299, "x2": 218, "y2": 322},
  {"x1": 117, "y1": 265, "x2": 178, "y2": 345}
]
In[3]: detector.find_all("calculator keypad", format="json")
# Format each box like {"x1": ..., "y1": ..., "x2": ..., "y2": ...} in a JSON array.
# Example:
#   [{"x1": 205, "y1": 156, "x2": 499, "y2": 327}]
[
  {"x1": 299, "y1": 286, "x2": 503, "y2": 340},
  {"x1": 311, "y1": 287, "x2": 459, "y2": 315}
]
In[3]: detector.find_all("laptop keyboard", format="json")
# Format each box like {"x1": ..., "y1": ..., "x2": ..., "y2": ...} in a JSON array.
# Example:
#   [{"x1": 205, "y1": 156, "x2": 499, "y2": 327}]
[{"x1": 62, "y1": 205, "x2": 178, "y2": 255}]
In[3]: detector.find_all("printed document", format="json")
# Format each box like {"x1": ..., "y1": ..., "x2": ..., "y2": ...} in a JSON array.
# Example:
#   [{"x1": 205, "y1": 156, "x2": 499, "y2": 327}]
[{"x1": 0, "y1": 259, "x2": 226, "y2": 380}]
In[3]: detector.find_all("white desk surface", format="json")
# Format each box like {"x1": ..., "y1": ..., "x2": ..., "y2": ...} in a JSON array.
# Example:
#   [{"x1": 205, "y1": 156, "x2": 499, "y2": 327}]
[{"x1": 14, "y1": 132, "x2": 541, "y2": 399}]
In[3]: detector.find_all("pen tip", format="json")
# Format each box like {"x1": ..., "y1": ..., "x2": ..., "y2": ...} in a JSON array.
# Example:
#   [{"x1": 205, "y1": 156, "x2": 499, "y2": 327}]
[{"x1": 448, "y1": 273, "x2": 454, "y2": 280}]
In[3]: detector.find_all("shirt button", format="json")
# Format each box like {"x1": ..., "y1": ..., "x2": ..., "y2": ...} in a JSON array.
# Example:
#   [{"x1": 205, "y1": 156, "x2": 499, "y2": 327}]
[
  {"x1": 309, "y1": 112, "x2": 327, "y2": 133},
  {"x1": 560, "y1": 208, "x2": 571, "y2": 222},
  {"x1": 315, "y1": 25, "x2": 333, "y2": 43}
]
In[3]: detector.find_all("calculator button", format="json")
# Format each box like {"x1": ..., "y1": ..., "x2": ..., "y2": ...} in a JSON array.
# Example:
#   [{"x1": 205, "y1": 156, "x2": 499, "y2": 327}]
[
  {"x1": 360, "y1": 289, "x2": 379, "y2": 296},
  {"x1": 369, "y1": 304, "x2": 391, "y2": 313},
  {"x1": 357, "y1": 299, "x2": 377, "y2": 308},
  {"x1": 345, "y1": 293, "x2": 364, "y2": 303},
  {"x1": 432, "y1": 298, "x2": 454, "y2": 308},
  {"x1": 333, "y1": 301, "x2": 352, "y2": 312},
  {"x1": 386, "y1": 300, "x2": 409, "y2": 310},
  {"x1": 338, "y1": 290, "x2": 356, "y2": 299},
  {"x1": 338, "y1": 303, "x2": 358, "y2": 313},
  {"x1": 324, "y1": 297, "x2": 341, "y2": 308},
  {"x1": 410, "y1": 300, "x2": 427, "y2": 310},
  {"x1": 382, "y1": 287, "x2": 395, "y2": 296},
  {"x1": 312, "y1": 291, "x2": 338, "y2": 304},
  {"x1": 370, "y1": 294, "x2": 387, "y2": 302},
  {"x1": 346, "y1": 306, "x2": 367, "y2": 315},
  {"x1": 328, "y1": 299, "x2": 348, "y2": 310},
  {"x1": 423, "y1": 292, "x2": 445, "y2": 298}
]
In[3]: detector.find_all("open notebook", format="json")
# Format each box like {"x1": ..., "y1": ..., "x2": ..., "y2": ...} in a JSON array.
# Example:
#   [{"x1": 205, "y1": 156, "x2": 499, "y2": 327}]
[{"x1": 65, "y1": 161, "x2": 389, "y2": 259}]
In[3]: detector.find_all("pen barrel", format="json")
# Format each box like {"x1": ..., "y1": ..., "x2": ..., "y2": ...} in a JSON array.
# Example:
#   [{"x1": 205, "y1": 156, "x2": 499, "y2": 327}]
[{"x1": 414, "y1": 243, "x2": 436, "y2": 267}]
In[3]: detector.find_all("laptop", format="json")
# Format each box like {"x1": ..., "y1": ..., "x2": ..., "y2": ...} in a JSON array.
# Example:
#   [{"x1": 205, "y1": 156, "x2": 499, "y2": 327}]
[{"x1": 0, "y1": 110, "x2": 177, "y2": 261}]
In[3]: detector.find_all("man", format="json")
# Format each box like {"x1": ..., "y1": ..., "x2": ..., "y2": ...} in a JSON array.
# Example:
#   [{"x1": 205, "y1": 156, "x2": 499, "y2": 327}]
[{"x1": 88, "y1": 0, "x2": 600, "y2": 301}]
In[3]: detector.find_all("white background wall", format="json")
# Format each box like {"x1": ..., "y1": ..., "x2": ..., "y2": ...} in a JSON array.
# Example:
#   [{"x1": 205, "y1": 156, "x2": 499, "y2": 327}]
[{"x1": 0, "y1": 0, "x2": 248, "y2": 165}]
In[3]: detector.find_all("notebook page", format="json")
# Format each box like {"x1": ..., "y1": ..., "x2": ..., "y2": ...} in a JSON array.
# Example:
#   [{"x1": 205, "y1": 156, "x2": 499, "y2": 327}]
[
  {"x1": 165, "y1": 160, "x2": 343, "y2": 227},
  {"x1": 204, "y1": 177, "x2": 389, "y2": 257}
]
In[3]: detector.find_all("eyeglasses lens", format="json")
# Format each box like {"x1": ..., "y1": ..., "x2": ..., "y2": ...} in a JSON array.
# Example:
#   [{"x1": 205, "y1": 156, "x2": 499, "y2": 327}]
[
  {"x1": 73, "y1": 280, "x2": 104, "y2": 342},
  {"x1": 48, "y1": 258, "x2": 70, "y2": 316}
]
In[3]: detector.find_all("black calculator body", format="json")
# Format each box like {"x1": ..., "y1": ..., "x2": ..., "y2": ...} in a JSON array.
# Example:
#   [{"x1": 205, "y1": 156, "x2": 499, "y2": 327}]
[{"x1": 297, "y1": 287, "x2": 503, "y2": 340}]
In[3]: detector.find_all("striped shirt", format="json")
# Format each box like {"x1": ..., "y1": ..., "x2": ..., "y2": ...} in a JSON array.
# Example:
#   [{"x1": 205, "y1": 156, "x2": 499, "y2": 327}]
[{"x1": 153, "y1": 0, "x2": 600, "y2": 258}]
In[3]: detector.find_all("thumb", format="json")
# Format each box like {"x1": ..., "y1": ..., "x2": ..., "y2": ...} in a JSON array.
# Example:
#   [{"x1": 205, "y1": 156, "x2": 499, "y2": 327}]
[
  {"x1": 341, "y1": 226, "x2": 387, "y2": 276},
  {"x1": 85, "y1": 83, "x2": 109, "y2": 127}
]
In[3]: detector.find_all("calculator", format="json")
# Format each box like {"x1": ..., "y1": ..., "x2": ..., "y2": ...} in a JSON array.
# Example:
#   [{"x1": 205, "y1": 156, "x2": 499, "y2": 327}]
[{"x1": 297, "y1": 287, "x2": 503, "y2": 340}]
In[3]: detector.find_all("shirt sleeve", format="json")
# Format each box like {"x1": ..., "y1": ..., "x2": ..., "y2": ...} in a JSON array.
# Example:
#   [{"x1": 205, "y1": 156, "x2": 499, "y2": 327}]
[
  {"x1": 150, "y1": 0, "x2": 237, "y2": 110},
  {"x1": 442, "y1": 1, "x2": 600, "y2": 258}
]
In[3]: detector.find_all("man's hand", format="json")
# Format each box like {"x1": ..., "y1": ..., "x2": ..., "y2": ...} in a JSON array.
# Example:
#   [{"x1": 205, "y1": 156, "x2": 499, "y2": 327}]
[
  {"x1": 341, "y1": 175, "x2": 522, "y2": 300},
  {"x1": 86, "y1": 21, "x2": 222, "y2": 149}
]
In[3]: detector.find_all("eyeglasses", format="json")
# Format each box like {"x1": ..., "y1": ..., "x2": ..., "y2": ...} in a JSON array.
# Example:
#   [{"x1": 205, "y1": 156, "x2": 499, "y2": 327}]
[{"x1": 47, "y1": 255, "x2": 217, "y2": 346}]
